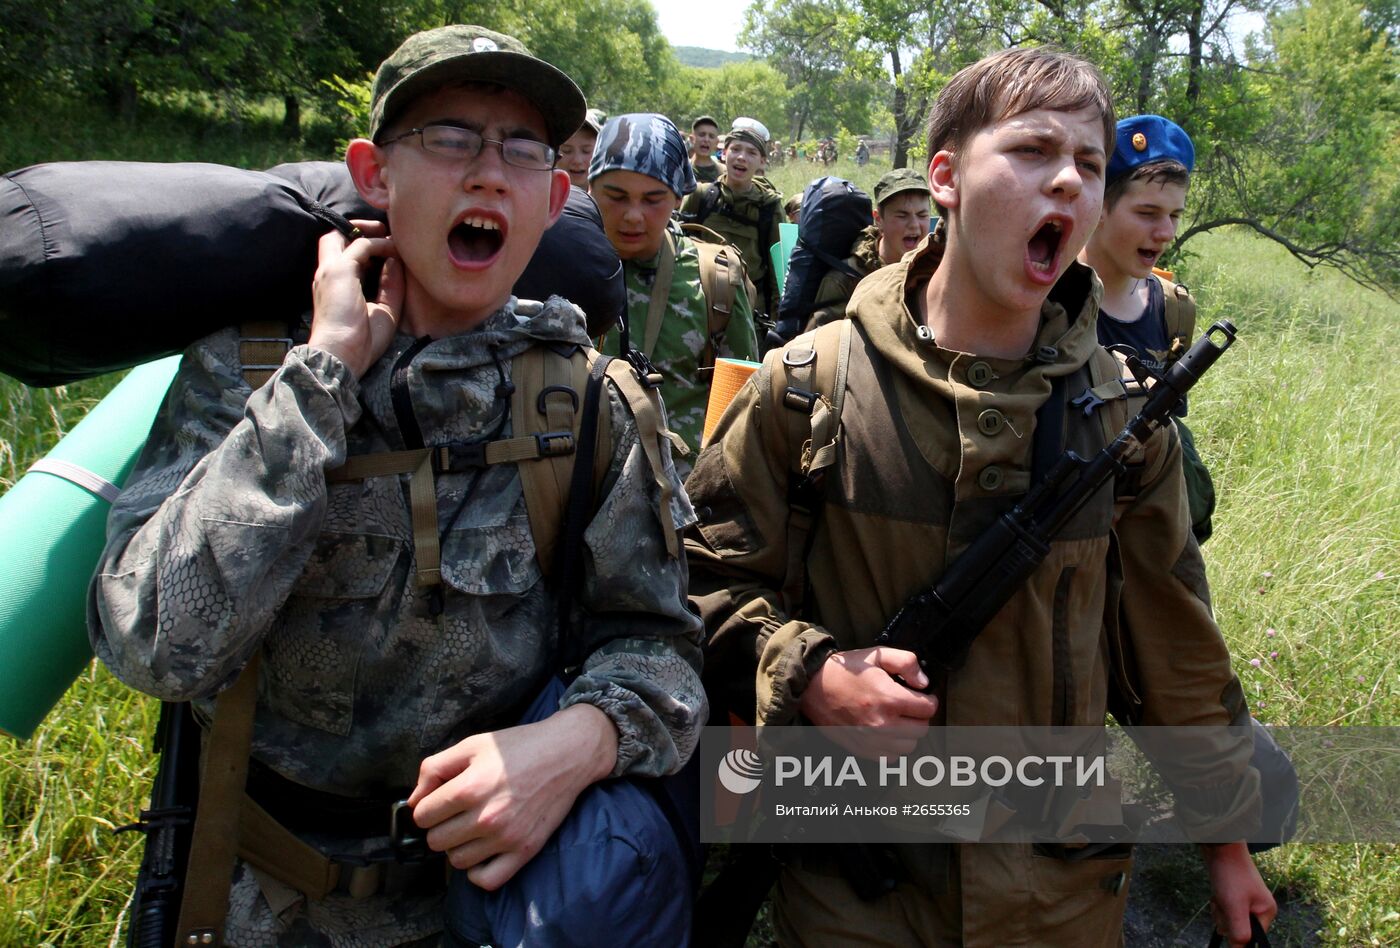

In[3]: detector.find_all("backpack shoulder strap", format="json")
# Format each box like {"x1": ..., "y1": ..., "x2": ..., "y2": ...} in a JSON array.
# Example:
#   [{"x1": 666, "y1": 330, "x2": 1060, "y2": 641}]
[
  {"x1": 1151, "y1": 270, "x2": 1197, "y2": 362},
  {"x1": 771, "y1": 319, "x2": 854, "y2": 610},
  {"x1": 512, "y1": 344, "x2": 593, "y2": 576},
  {"x1": 1086, "y1": 346, "x2": 1132, "y2": 449},
  {"x1": 686, "y1": 183, "x2": 719, "y2": 226},
  {"x1": 600, "y1": 357, "x2": 686, "y2": 558}
]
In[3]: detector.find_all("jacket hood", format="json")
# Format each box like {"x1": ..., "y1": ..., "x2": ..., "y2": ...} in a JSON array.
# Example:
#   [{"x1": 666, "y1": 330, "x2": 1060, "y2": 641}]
[{"x1": 848, "y1": 224, "x2": 1103, "y2": 388}]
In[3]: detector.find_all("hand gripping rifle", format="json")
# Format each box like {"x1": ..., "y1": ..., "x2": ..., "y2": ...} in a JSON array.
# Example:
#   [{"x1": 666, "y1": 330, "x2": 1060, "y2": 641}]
[{"x1": 876, "y1": 320, "x2": 1237, "y2": 672}]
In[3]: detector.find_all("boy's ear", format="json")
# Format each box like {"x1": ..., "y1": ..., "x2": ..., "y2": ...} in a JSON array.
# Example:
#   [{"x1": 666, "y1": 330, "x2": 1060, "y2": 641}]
[
  {"x1": 546, "y1": 168, "x2": 571, "y2": 225},
  {"x1": 872, "y1": 206, "x2": 884, "y2": 226},
  {"x1": 345, "y1": 138, "x2": 392, "y2": 212},
  {"x1": 928, "y1": 151, "x2": 959, "y2": 212}
]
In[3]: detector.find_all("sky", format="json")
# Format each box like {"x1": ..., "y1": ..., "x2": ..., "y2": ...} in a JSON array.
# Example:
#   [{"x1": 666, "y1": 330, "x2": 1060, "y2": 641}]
[{"x1": 651, "y1": 0, "x2": 752, "y2": 53}]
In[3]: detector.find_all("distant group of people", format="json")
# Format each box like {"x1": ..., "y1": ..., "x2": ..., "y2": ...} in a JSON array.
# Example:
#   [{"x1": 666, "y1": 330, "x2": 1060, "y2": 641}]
[{"x1": 86, "y1": 20, "x2": 1278, "y2": 948}]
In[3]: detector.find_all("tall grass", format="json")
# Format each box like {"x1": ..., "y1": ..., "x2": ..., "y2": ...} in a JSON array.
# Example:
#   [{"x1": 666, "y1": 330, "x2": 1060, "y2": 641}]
[{"x1": 0, "y1": 132, "x2": 1395, "y2": 943}]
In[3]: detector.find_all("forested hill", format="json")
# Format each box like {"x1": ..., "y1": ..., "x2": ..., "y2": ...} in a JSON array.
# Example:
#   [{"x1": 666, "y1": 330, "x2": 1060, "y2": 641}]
[{"x1": 672, "y1": 46, "x2": 753, "y2": 68}]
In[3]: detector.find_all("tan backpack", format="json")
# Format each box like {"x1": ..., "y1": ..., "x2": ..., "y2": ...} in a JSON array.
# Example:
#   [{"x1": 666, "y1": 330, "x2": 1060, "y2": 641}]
[{"x1": 632, "y1": 224, "x2": 756, "y2": 377}]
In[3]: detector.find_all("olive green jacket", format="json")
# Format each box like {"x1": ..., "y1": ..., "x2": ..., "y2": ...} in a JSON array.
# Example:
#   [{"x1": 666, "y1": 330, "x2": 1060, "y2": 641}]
[{"x1": 684, "y1": 232, "x2": 1259, "y2": 944}]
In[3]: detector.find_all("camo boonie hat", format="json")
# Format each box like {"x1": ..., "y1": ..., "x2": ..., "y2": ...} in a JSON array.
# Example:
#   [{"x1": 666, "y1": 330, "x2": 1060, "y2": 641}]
[
  {"x1": 588, "y1": 113, "x2": 697, "y2": 197},
  {"x1": 873, "y1": 168, "x2": 931, "y2": 207},
  {"x1": 369, "y1": 25, "x2": 585, "y2": 148}
]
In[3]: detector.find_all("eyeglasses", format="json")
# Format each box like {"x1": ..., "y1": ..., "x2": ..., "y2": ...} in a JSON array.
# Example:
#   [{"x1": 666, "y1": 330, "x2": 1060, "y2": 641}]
[{"x1": 379, "y1": 125, "x2": 556, "y2": 171}]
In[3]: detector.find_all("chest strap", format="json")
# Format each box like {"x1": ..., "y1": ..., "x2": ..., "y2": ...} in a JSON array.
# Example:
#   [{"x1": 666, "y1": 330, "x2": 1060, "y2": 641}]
[{"x1": 326, "y1": 431, "x2": 576, "y2": 589}]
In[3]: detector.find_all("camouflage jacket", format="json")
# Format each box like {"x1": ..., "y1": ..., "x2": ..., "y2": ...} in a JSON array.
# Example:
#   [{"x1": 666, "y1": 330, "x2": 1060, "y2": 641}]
[
  {"x1": 89, "y1": 298, "x2": 706, "y2": 797},
  {"x1": 806, "y1": 224, "x2": 883, "y2": 330},
  {"x1": 680, "y1": 177, "x2": 784, "y2": 315},
  {"x1": 691, "y1": 158, "x2": 723, "y2": 184},
  {"x1": 599, "y1": 224, "x2": 759, "y2": 471},
  {"x1": 685, "y1": 234, "x2": 1258, "y2": 943}
]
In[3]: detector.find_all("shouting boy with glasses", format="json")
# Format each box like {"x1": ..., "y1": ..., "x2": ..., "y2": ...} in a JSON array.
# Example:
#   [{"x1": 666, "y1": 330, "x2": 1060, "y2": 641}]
[{"x1": 90, "y1": 26, "x2": 704, "y2": 946}]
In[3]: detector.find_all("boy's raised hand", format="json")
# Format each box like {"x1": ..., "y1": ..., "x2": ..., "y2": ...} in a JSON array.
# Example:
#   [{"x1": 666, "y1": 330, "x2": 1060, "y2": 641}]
[{"x1": 309, "y1": 221, "x2": 401, "y2": 379}]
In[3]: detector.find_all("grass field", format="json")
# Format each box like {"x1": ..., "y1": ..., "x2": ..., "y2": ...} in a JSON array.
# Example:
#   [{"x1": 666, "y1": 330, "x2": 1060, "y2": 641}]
[{"x1": 1, "y1": 135, "x2": 1396, "y2": 944}]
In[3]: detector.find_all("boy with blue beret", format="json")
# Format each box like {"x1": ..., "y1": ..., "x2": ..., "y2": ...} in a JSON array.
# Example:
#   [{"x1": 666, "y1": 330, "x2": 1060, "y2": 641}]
[{"x1": 1078, "y1": 114, "x2": 1216, "y2": 541}]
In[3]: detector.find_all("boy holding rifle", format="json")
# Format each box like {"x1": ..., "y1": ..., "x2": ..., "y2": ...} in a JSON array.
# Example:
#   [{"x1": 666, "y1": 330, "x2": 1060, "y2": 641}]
[{"x1": 685, "y1": 47, "x2": 1274, "y2": 947}]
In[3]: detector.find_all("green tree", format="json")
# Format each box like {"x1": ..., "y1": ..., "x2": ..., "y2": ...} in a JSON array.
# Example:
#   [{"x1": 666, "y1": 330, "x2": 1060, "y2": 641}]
[
  {"x1": 741, "y1": 0, "x2": 879, "y2": 140},
  {"x1": 1179, "y1": 0, "x2": 1399, "y2": 293}
]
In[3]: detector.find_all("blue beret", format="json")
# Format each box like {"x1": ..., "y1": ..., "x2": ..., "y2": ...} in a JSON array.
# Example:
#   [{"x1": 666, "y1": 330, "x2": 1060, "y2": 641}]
[{"x1": 1107, "y1": 114, "x2": 1195, "y2": 182}]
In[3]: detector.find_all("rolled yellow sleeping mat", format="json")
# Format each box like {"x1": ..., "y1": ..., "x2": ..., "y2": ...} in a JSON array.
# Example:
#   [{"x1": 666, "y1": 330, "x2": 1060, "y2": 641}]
[
  {"x1": 702, "y1": 357, "x2": 761, "y2": 448},
  {"x1": 0, "y1": 356, "x2": 180, "y2": 739}
]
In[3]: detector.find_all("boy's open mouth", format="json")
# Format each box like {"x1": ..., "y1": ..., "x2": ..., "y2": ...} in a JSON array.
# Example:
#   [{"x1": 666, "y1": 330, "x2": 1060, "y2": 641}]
[
  {"x1": 1027, "y1": 219, "x2": 1064, "y2": 274},
  {"x1": 448, "y1": 213, "x2": 506, "y2": 268}
]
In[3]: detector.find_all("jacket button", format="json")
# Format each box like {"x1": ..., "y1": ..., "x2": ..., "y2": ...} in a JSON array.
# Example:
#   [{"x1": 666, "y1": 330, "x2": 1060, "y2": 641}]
[
  {"x1": 977, "y1": 409, "x2": 1005, "y2": 436},
  {"x1": 977, "y1": 465, "x2": 1003, "y2": 491},
  {"x1": 967, "y1": 362, "x2": 994, "y2": 387}
]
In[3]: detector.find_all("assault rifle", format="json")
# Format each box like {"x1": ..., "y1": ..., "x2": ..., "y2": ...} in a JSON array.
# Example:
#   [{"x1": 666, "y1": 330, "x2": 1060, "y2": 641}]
[
  {"x1": 694, "y1": 321, "x2": 1238, "y2": 948},
  {"x1": 115, "y1": 701, "x2": 200, "y2": 948},
  {"x1": 876, "y1": 320, "x2": 1237, "y2": 671}
]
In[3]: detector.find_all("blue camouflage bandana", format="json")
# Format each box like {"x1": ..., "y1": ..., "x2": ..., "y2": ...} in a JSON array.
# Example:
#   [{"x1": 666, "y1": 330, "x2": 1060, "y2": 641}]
[{"x1": 588, "y1": 113, "x2": 697, "y2": 197}]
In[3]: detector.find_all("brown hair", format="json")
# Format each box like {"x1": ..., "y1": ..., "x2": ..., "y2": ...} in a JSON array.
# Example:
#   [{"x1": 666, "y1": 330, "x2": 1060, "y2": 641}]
[
  {"x1": 1104, "y1": 158, "x2": 1191, "y2": 209},
  {"x1": 924, "y1": 47, "x2": 1115, "y2": 160}
]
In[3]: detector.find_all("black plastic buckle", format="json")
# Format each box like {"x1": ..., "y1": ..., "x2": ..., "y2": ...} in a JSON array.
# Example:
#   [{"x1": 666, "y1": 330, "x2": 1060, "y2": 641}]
[
  {"x1": 783, "y1": 386, "x2": 818, "y2": 413},
  {"x1": 625, "y1": 349, "x2": 664, "y2": 389},
  {"x1": 389, "y1": 800, "x2": 421, "y2": 852},
  {"x1": 433, "y1": 442, "x2": 487, "y2": 473},
  {"x1": 1070, "y1": 389, "x2": 1104, "y2": 418},
  {"x1": 535, "y1": 431, "x2": 576, "y2": 458}
]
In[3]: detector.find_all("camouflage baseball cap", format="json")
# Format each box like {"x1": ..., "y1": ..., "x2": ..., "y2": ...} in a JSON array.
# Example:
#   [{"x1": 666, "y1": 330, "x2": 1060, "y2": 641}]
[
  {"x1": 369, "y1": 25, "x2": 586, "y2": 149},
  {"x1": 874, "y1": 168, "x2": 930, "y2": 207},
  {"x1": 588, "y1": 113, "x2": 696, "y2": 197}
]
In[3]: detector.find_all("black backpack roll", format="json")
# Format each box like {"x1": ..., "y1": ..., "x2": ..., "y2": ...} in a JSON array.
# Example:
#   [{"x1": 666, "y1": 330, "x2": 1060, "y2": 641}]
[
  {"x1": 775, "y1": 176, "x2": 872, "y2": 340},
  {"x1": 0, "y1": 162, "x2": 624, "y2": 386}
]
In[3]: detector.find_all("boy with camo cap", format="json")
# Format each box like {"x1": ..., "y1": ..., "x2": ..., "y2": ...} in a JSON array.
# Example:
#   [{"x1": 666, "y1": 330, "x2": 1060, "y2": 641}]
[
  {"x1": 806, "y1": 168, "x2": 934, "y2": 330},
  {"x1": 589, "y1": 112, "x2": 760, "y2": 472},
  {"x1": 90, "y1": 25, "x2": 703, "y2": 947}
]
